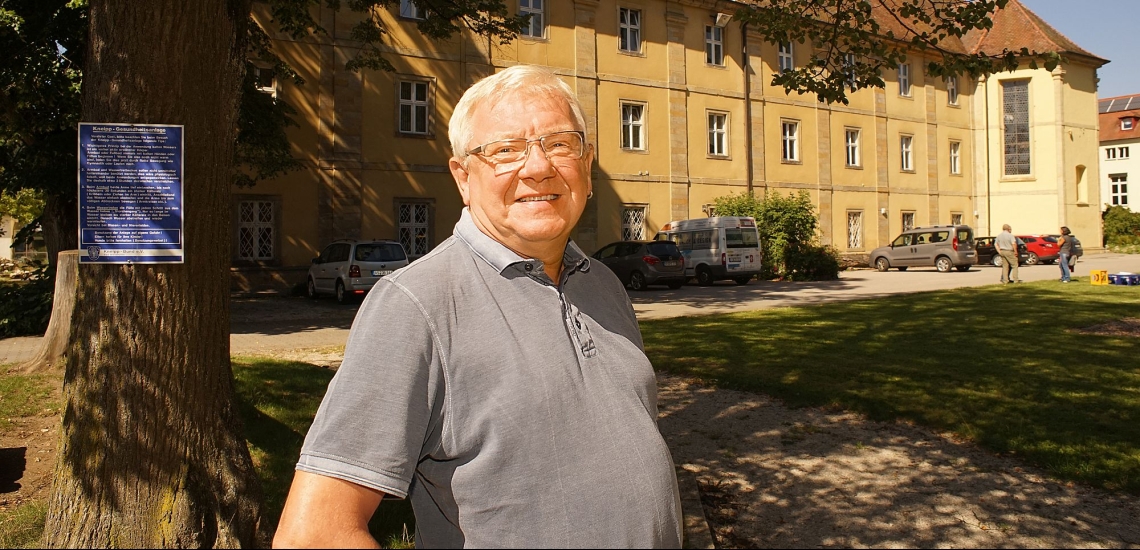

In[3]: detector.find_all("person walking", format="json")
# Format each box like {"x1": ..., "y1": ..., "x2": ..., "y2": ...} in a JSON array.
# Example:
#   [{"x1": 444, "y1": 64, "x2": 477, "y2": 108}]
[
  {"x1": 1057, "y1": 226, "x2": 1078, "y2": 283},
  {"x1": 273, "y1": 65, "x2": 683, "y2": 549},
  {"x1": 994, "y1": 224, "x2": 1021, "y2": 284}
]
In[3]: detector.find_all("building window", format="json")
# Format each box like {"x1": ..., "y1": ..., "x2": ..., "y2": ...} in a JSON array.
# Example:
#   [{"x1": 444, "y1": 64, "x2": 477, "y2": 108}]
[
  {"x1": 398, "y1": 201, "x2": 432, "y2": 258},
  {"x1": 400, "y1": 0, "x2": 424, "y2": 19},
  {"x1": 520, "y1": 0, "x2": 544, "y2": 38},
  {"x1": 236, "y1": 198, "x2": 276, "y2": 261},
  {"x1": 1123, "y1": 118, "x2": 1134, "y2": 131},
  {"x1": 707, "y1": 111, "x2": 728, "y2": 157},
  {"x1": 253, "y1": 66, "x2": 276, "y2": 97},
  {"x1": 1107, "y1": 148, "x2": 1117, "y2": 160},
  {"x1": 622, "y1": 205, "x2": 648, "y2": 240},
  {"x1": 844, "y1": 53, "x2": 857, "y2": 91},
  {"x1": 1002, "y1": 80, "x2": 1031, "y2": 176},
  {"x1": 898, "y1": 63, "x2": 911, "y2": 97},
  {"x1": 619, "y1": 8, "x2": 641, "y2": 53},
  {"x1": 398, "y1": 80, "x2": 431, "y2": 135},
  {"x1": 947, "y1": 75, "x2": 959, "y2": 105},
  {"x1": 950, "y1": 141, "x2": 962, "y2": 175},
  {"x1": 778, "y1": 41, "x2": 794, "y2": 73},
  {"x1": 847, "y1": 211, "x2": 863, "y2": 249},
  {"x1": 1120, "y1": 146, "x2": 1131, "y2": 159},
  {"x1": 900, "y1": 134, "x2": 914, "y2": 172},
  {"x1": 901, "y1": 211, "x2": 915, "y2": 232},
  {"x1": 951, "y1": 213, "x2": 963, "y2": 226},
  {"x1": 844, "y1": 128, "x2": 861, "y2": 167},
  {"x1": 1111, "y1": 174, "x2": 1129, "y2": 206},
  {"x1": 705, "y1": 25, "x2": 724, "y2": 66},
  {"x1": 781, "y1": 120, "x2": 799, "y2": 162},
  {"x1": 620, "y1": 102, "x2": 646, "y2": 150}
]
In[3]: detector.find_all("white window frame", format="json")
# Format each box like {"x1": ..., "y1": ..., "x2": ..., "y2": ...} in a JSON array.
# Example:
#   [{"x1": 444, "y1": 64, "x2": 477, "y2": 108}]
[
  {"x1": 707, "y1": 111, "x2": 728, "y2": 157},
  {"x1": 951, "y1": 213, "x2": 964, "y2": 226},
  {"x1": 898, "y1": 62, "x2": 911, "y2": 97},
  {"x1": 844, "y1": 53, "x2": 857, "y2": 91},
  {"x1": 400, "y1": 0, "x2": 424, "y2": 19},
  {"x1": 236, "y1": 198, "x2": 277, "y2": 262},
  {"x1": 397, "y1": 201, "x2": 433, "y2": 258},
  {"x1": 846, "y1": 210, "x2": 863, "y2": 249},
  {"x1": 1107, "y1": 148, "x2": 1118, "y2": 160},
  {"x1": 950, "y1": 141, "x2": 962, "y2": 175},
  {"x1": 778, "y1": 41, "x2": 794, "y2": 73},
  {"x1": 620, "y1": 101, "x2": 646, "y2": 151},
  {"x1": 253, "y1": 65, "x2": 277, "y2": 98},
  {"x1": 619, "y1": 7, "x2": 641, "y2": 53},
  {"x1": 520, "y1": 0, "x2": 545, "y2": 38},
  {"x1": 844, "y1": 128, "x2": 861, "y2": 168},
  {"x1": 900, "y1": 134, "x2": 914, "y2": 172},
  {"x1": 1123, "y1": 118, "x2": 1134, "y2": 131},
  {"x1": 947, "y1": 75, "x2": 959, "y2": 105},
  {"x1": 398, "y1": 80, "x2": 431, "y2": 136},
  {"x1": 1120, "y1": 146, "x2": 1131, "y2": 160},
  {"x1": 781, "y1": 120, "x2": 799, "y2": 162},
  {"x1": 1110, "y1": 174, "x2": 1129, "y2": 206},
  {"x1": 901, "y1": 211, "x2": 916, "y2": 232},
  {"x1": 622, "y1": 204, "x2": 648, "y2": 240},
  {"x1": 705, "y1": 25, "x2": 724, "y2": 66}
]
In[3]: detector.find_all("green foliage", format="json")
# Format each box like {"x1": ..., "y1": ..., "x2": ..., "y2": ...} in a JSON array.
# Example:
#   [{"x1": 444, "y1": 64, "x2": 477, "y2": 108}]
[
  {"x1": 1103, "y1": 206, "x2": 1140, "y2": 248},
  {"x1": 734, "y1": 0, "x2": 1051, "y2": 105},
  {"x1": 713, "y1": 191, "x2": 838, "y2": 280},
  {"x1": 0, "y1": 188, "x2": 42, "y2": 228},
  {"x1": 642, "y1": 281, "x2": 1140, "y2": 493},
  {"x1": 0, "y1": 264, "x2": 52, "y2": 338},
  {"x1": 0, "y1": 501, "x2": 47, "y2": 548}
]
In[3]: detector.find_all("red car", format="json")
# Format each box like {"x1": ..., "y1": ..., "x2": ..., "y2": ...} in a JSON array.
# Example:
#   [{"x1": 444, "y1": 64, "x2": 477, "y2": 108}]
[{"x1": 1015, "y1": 235, "x2": 1060, "y2": 265}]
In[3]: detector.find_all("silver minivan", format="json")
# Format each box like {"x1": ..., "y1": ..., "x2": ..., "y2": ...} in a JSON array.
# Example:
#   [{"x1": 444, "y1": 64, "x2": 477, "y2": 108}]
[
  {"x1": 870, "y1": 225, "x2": 977, "y2": 272},
  {"x1": 307, "y1": 240, "x2": 409, "y2": 303}
]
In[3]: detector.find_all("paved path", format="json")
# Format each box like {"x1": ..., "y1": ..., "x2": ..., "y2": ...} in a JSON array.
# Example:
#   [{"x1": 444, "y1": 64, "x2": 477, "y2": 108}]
[{"x1": 2, "y1": 253, "x2": 1137, "y2": 364}]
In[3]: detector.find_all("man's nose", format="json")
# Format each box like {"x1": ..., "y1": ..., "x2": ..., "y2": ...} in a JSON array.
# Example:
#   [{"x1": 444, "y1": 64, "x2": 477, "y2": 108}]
[{"x1": 515, "y1": 141, "x2": 556, "y2": 180}]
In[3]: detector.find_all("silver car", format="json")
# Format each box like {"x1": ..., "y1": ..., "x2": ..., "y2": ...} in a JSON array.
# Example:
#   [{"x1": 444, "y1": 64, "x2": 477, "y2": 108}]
[
  {"x1": 870, "y1": 225, "x2": 977, "y2": 273},
  {"x1": 307, "y1": 240, "x2": 409, "y2": 303}
]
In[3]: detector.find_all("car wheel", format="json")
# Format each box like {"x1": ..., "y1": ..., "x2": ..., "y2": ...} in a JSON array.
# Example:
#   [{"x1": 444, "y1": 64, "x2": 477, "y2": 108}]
[
  {"x1": 733, "y1": 276, "x2": 751, "y2": 285},
  {"x1": 935, "y1": 256, "x2": 953, "y2": 273},
  {"x1": 956, "y1": 265, "x2": 971, "y2": 272},
  {"x1": 306, "y1": 277, "x2": 318, "y2": 299},
  {"x1": 874, "y1": 257, "x2": 890, "y2": 272},
  {"x1": 335, "y1": 279, "x2": 349, "y2": 304},
  {"x1": 992, "y1": 255, "x2": 1003, "y2": 267},
  {"x1": 629, "y1": 271, "x2": 648, "y2": 291},
  {"x1": 1026, "y1": 252, "x2": 1039, "y2": 265},
  {"x1": 667, "y1": 281, "x2": 684, "y2": 290},
  {"x1": 696, "y1": 267, "x2": 714, "y2": 286}
]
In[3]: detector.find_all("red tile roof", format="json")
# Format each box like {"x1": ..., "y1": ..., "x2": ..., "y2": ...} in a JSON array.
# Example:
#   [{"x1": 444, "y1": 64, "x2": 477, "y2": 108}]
[
  {"x1": 1101, "y1": 110, "x2": 1140, "y2": 143},
  {"x1": 962, "y1": 0, "x2": 1107, "y2": 66}
]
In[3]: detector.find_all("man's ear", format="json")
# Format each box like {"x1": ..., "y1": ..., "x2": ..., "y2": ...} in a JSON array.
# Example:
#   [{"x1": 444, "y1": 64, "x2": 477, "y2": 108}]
[{"x1": 449, "y1": 157, "x2": 472, "y2": 206}]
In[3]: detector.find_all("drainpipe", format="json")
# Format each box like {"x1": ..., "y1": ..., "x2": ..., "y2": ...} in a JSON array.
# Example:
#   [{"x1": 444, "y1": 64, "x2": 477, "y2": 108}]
[
  {"x1": 984, "y1": 75, "x2": 993, "y2": 235},
  {"x1": 742, "y1": 21, "x2": 754, "y2": 196}
]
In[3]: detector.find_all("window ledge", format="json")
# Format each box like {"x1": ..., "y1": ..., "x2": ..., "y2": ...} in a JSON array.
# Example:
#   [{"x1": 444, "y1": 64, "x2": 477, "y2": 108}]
[
  {"x1": 845, "y1": 164, "x2": 863, "y2": 170},
  {"x1": 781, "y1": 159, "x2": 802, "y2": 165},
  {"x1": 618, "y1": 49, "x2": 646, "y2": 58},
  {"x1": 397, "y1": 132, "x2": 435, "y2": 140},
  {"x1": 707, "y1": 154, "x2": 731, "y2": 160}
]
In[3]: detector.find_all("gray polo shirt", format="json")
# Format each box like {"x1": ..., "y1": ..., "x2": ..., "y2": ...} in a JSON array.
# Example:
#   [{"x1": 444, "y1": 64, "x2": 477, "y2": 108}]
[{"x1": 297, "y1": 209, "x2": 682, "y2": 549}]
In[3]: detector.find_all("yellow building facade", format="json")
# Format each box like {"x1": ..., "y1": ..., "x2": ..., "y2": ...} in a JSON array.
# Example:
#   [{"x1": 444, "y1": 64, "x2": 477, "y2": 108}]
[{"x1": 232, "y1": 0, "x2": 1105, "y2": 291}]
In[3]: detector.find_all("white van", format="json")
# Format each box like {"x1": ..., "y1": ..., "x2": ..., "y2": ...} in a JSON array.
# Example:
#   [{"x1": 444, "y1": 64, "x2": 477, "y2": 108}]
[{"x1": 655, "y1": 216, "x2": 763, "y2": 285}]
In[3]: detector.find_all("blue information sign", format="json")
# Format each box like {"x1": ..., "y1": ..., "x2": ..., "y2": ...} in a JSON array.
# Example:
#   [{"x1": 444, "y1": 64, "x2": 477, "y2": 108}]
[{"x1": 78, "y1": 123, "x2": 184, "y2": 264}]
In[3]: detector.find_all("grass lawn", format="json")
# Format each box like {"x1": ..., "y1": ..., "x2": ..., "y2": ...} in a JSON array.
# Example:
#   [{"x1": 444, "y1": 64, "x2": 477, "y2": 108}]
[
  {"x1": 642, "y1": 278, "x2": 1140, "y2": 493},
  {"x1": 232, "y1": 357, "x2": 415, "y2": 547}
]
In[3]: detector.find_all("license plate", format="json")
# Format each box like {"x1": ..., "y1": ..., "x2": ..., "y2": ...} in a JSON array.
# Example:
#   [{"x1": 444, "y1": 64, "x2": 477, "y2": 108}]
[
  {"x1": 663, "y1": 260, "x2": 679, "y2": 267},
  {"x1": 372, "y1": 270, "x2": 392, "y2": 276}
]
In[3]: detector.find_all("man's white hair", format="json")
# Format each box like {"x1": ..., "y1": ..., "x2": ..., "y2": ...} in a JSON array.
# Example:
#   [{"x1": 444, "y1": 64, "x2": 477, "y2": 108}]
[{"x1": 449, "y1": 65, "x2": 587, "y2": 160}]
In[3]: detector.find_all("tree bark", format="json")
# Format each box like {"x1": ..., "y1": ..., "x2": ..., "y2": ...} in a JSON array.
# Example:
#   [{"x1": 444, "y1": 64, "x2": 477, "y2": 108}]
[
  {"x1": 16, "y1": 250, "x2": 77, "y2": 374},
  {"x1": 43, "y1": 1, "x2": 266, "y2": 547},
  {"x1": 41, "y1": 192, "x2": 78, "y2": 270}
]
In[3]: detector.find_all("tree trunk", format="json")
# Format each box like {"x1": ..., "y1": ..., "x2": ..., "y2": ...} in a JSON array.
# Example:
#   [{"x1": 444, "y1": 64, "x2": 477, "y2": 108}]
[
  {"x1": 16, "y1": 250, "x2": 77, "y2": 374},
  {"x1": 41, "y1": 192, "x2": 78, "y2": 269},
  {"x1": 43, "y1": 1, "x2": 266, "y2": 547}
]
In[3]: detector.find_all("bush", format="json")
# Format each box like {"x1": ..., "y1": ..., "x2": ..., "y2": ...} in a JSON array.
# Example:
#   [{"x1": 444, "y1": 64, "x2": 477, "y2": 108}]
[
  {"x1": 0, "y1": 264, "x2": 53, "y2": 338},
  {"x1": 713, "y1": 191, "x2": 837, "y2": 280},
  {"x1": 1103, "y1": 206, "x2": 1140, "y2": 247}
]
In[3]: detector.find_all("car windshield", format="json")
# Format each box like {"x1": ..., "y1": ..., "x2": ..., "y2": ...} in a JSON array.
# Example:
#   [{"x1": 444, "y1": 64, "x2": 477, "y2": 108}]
[
  {"x1": 355, "y1": 243, "x2": 406, "y2": 262},
  {"x1": 646, "y1": 242, "x2": 679, "y2": 256},
  {"x1": 725, "y1": 228, "x2": 759, "y2": 249}
]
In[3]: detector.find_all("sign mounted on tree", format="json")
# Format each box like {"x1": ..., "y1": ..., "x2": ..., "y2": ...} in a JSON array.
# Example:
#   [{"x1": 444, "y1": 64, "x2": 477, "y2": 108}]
[{"x1": 78, "y1": 123, "x2": 184, "y2": 264}]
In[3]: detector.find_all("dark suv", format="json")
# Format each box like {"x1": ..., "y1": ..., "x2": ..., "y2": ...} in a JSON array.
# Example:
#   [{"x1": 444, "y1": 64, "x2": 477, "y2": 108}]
[
  {"x1": 592, "y1": 240, "x2": 687, "y2": 290},
  {"x1": 974, "y1": 237, "x2": 1030, "y2": 267}
]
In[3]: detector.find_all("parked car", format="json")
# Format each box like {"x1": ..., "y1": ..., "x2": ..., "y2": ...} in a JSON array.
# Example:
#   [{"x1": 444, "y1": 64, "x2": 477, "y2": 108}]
[
  {"x1": 974, "y1": 236, "x2": 1030, "y2": 267},
  {"x1": 1015, "y1": 235, "x2": 1060, "y2": 265},
  {"x1": 592, "y1": 240, "x2": 687, "y2": 290},
  {"x1": 870, "y1": 225, "x2": 977, "y2": 273},
  {"x1": 307, "y1": 240, "x2": 409, "y2": 303}
]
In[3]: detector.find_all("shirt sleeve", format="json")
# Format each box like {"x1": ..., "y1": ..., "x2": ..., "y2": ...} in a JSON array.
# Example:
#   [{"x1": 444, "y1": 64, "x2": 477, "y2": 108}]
[{"x1": 296, "y1": 278, "x2": 445, "y2": 499}]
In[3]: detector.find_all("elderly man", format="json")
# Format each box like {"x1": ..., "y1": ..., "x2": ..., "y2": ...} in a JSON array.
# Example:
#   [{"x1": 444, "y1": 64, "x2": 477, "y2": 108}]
[
  {"x1": 273, "y1": 65, "x2": 683, "y2": 548},
  {"x1": 995, "y1": 224, "x2": 1021, "y2": 284}
]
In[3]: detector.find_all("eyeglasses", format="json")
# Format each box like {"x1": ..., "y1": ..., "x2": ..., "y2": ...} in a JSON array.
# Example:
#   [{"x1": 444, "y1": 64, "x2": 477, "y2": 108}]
[{"x1": 467, "y1": 131, "x2": 587, "y2": 174}]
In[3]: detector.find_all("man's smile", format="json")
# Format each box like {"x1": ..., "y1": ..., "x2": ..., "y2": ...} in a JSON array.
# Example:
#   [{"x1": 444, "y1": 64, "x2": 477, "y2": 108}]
[{"x1": 516, "y1": 194, "x2": 560, "y2": 202}]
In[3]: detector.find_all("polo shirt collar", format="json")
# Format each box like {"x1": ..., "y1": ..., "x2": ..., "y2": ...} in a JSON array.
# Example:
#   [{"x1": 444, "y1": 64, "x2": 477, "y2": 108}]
[{"x1": 453, "y1": 208, "x2": 591, "y2": 278}]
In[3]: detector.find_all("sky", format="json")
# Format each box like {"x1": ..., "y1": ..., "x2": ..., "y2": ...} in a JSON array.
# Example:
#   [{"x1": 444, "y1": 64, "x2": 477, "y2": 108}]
[{"x1": 1021, "y1": 0, "x2": 1139, "y2": 99}]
